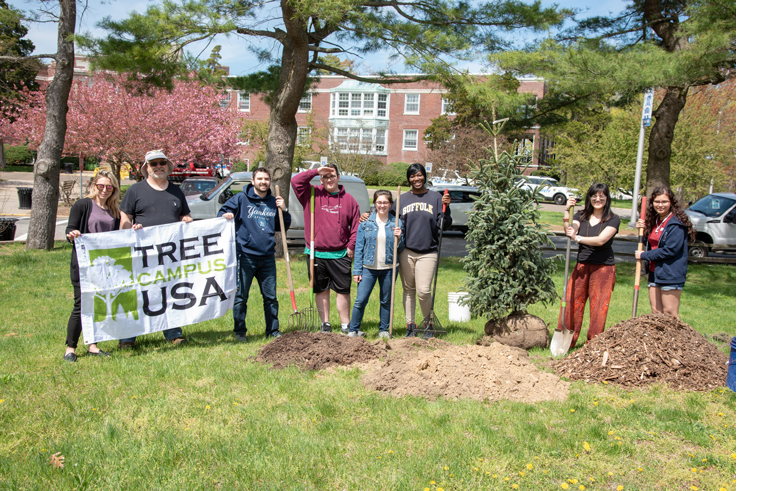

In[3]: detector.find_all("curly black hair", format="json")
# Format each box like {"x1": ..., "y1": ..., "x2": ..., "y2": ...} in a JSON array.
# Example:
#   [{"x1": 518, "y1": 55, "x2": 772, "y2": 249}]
[{"x1": 643, "y1": 186, "x2": 697, "y2": 242}]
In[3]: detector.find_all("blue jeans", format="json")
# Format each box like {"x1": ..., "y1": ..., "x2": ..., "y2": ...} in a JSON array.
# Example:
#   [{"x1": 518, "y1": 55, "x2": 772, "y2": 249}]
[
  {"x1": 233, "y1": 253, "x2": 280, "y2": 337},
  {"x1": 350, "y1": 268, "x2": 393, "y2": 333}
]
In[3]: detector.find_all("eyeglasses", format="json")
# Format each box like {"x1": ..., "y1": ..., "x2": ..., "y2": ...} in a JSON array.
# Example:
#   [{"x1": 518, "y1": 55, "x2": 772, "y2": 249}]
[
  {"x1": 320, "y1": 174, "x2": 337, "y2": 181},
  {"x1": 590, "y1": 196, "x2": 606, "y2": 202},
  {"x1": 148, "y1": 160, "x2": 167, "y2": 167},
  {"x1": 653, "y1": 200, "x2": 671, "y2": 205},
  {"x1": 95, "y1": 184, "x2": 114, "y2": 191},
  {"x1": 375, "y1": 201, "x2": 391, "y2": 206}
]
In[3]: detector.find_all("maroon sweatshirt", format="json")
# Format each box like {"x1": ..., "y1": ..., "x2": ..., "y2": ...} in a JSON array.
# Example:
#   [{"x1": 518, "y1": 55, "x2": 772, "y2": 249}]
[{"x1": 291, "y1": 169, "x2": 360, "y2": 252}]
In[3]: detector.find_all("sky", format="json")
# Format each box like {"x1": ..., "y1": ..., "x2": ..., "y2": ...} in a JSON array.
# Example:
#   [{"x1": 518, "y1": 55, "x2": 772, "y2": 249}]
[{"x1": 8, "y1": 0, "x2": 628, "y2": 76}]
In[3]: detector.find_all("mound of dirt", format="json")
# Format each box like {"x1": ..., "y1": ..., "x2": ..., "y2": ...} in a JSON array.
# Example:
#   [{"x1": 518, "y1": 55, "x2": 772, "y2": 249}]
[
  {"x1": 361, "y1": 340, "x2": 569, "y2": 402},
  {"x1": 553, "y1": 313, "x2": 728, "y2": 390},
  {"x1": 254, "y1": 331, "x2": 388, "y2": 370}
]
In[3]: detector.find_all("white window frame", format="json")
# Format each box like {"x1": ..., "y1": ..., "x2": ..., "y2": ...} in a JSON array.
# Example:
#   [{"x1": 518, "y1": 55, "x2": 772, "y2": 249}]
[
  {"x1": 404, "y1": 93, "x2": 420, "y2": 115},
  {"x1": 330, "y1": 127, "x2": 388, "y2": 155},
  {"x1": 219, "y1": 91, "x2": 231, "y2": 109},
  {"x1": 441, "y1": 98, "x2": 455, "y2": 115},
  {"x1": 403, "y1": 129, "x2": 419, "y2": 151},
  {"x1": 297, "y1": 126, "x2": 310, "y2": 145},
  {"x1": 298, "y1": 93, "x2": 312, "y2": 112},
  {"x1": 238, "y1": 92, "x2": 250, "y2": 112}
]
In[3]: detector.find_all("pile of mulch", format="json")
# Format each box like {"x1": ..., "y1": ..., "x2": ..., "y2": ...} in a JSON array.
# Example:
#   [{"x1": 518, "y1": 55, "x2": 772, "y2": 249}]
[
  {"x1": 553, "y1": 313, "x2": 728, "y2": 390},
  {"x1": 253, "y1": 331, "x2": 388, "y2": 370}
]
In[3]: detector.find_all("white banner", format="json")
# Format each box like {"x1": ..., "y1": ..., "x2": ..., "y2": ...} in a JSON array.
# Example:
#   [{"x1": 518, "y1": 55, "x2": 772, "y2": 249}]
[{"x1": 75, "y1": 218, "x2": 237, "y2": 344}]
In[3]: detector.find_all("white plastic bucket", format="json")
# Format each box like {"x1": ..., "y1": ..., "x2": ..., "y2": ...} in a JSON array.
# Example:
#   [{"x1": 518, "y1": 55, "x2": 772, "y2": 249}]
[{"x1": 448, "y1": 292, "x2": 471, "y2": 322}]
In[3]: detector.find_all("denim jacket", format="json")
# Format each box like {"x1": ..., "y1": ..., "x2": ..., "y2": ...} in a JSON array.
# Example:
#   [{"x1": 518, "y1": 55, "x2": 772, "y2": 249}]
[
  {"x1": 640, "y1": 216, "x2": 689, "y2": 284},
  {"x1": 352, "y1": 213, "x2": 405, "y2": 275}
]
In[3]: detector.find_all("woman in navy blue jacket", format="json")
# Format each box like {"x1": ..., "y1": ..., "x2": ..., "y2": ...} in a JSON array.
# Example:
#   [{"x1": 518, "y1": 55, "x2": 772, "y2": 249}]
[
  {"x1": 635, "y1": 186, "x2": 696, "y2": 320},
  {"x1": 349, "y1": 190, "x2": 404, "y2": 338}
]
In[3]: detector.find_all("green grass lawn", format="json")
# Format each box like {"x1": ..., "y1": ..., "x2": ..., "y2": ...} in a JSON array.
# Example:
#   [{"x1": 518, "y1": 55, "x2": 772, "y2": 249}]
[{"x1": 0, "y1": 244, "x2": 736, "y2": 490}]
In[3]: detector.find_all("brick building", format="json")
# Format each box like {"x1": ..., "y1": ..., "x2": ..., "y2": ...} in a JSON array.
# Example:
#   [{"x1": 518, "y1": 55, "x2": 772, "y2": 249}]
[
  {"x1": 36, "y1": 58, "x2": 550, "y2": 168},
  {"x1": 221, "y1": 75, "x2": 548, "y2": 167}
]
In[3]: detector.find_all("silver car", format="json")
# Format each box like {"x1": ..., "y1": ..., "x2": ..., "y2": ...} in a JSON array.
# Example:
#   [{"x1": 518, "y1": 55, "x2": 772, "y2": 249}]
[
  {"x1": 685, "y1": 192, "x2": 736, "y2": 257},
  {"x1": 186, "y1": 172, "x2": 371, "y2": 240},
  {"x1": 428, "y1": 184, "x2": 480, "y2": 233}
]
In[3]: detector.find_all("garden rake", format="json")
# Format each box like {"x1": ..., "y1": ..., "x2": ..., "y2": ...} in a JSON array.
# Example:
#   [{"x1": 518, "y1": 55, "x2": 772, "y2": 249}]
[
  {"x1": 419, "y1": 189, "x2": 449, "y2": 339},
  {"x1": 276, "y1": 185, "x2": 320, "y2": 332}
]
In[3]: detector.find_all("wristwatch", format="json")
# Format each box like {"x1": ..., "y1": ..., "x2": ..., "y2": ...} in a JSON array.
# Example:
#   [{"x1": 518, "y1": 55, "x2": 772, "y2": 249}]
[{"x1": 575, "y1": 235, "x2": 582, "y2": 244}]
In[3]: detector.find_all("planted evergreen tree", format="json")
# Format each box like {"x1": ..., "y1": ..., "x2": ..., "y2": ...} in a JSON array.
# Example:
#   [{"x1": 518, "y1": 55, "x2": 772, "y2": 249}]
[{"x1": 462, "y1": 120, "x2": 558, "y2": 346}]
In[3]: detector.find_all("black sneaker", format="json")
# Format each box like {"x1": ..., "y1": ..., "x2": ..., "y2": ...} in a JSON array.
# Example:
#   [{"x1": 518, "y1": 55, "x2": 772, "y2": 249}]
[
  {"x1": 405, "y1": 323, "x2": 417, "y2": 338},
  {"x1": 267, "y1": 332, "x2": 282, "y2": 339},
  {"x1": 63, "y1": 352, "x2": 77, "y2": 363},
  {"x1": 320, "y1": 322, "x2": 332, "y2": 333},
  {"x1": 234, "y1": 333, "x2": 248, "y2": 343}
]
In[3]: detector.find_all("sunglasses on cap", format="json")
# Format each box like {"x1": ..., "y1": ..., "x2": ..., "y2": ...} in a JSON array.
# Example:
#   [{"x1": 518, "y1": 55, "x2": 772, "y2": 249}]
[{"x1": 95, "y1": 184, "x2": 114, "y2": 191}]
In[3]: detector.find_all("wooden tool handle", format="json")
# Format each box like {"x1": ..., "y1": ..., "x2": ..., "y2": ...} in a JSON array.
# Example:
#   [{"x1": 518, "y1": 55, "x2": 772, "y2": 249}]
[
  {"x1": 275, "y1": 185, "x2": 296, "y2": 312},
  {"x1": 634, "y1": 196, "x2": 648, "y2": 287},
  {"x1": 389, "y1": 186, "x2": 401, "y2": 336}
]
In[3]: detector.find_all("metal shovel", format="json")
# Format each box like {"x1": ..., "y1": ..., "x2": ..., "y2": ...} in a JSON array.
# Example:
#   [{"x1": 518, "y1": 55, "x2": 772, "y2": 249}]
[{"x1": 551, "y1": 202, "x2": 574, "y2": 357}]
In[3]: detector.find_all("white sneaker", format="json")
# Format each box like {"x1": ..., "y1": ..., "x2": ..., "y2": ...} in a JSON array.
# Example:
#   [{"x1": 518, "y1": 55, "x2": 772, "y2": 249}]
[
  {"x1": 347, "y1": 330, "x2": 365, "y2": 337},
  {"x1": 378, "y1": 331, "x2": 390, "y2": 339}
]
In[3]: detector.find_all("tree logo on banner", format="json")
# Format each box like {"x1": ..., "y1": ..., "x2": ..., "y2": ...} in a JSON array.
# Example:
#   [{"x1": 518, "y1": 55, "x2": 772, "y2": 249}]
[{"x1": 87, "y1": 247, "x2": 139, "y2": 322}]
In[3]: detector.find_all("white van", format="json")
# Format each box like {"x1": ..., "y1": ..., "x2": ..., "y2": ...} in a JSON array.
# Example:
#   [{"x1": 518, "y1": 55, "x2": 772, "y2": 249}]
[{"x1": 186, "y1": 172, "x2": 371, "y2": 240}]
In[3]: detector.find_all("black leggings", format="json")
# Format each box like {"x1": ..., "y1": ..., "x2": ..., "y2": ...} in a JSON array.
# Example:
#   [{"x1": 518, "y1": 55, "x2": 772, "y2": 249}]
[{"x1": 66, "y1": 277, "x2": 83, "y2": 349}]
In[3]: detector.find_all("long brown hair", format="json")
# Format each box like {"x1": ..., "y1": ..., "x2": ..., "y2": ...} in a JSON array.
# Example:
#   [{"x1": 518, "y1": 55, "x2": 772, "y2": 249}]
[
  {"x1": 643, "y1": 186, "x2": 696, "y2": 242},
  {"x1": 87, "y1": 170, "x2": 121, "y2": 218}
]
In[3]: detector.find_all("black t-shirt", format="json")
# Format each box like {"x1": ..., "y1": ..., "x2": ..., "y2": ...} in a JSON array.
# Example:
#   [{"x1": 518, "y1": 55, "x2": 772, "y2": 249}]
[
  {"x1": 574, "y1": 212, "x2": 621, "y2": 265},
  {"x1": 120, "y1": 180, "x2": 191, "y2": 228}
]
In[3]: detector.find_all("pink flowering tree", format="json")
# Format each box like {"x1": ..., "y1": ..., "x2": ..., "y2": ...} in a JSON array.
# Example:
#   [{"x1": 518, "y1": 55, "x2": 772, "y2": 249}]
[{"x1": 6, "y1": 74, "x2": 243, "y2": 180}]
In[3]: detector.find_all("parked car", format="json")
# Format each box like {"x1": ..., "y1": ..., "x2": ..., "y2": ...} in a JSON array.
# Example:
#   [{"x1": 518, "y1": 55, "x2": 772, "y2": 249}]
[
  {"x1": 685, "y1": 192, "x2": 736, "y2": 257},
  {"x1": 428, "y1": 184, "x2": 480, "y2": 233},
  {"x1": 168, "y1": 161, "x2": 216, "y2": 182},
  {"x1": 179, "y1": 177, "x2": 219, "y2": 197},
  {"x1": 186, "y1": 172, "x2": 371, "y2": 240},
  {"x1": 517, "y1": 176, "x2": 580, "y2": 205}
]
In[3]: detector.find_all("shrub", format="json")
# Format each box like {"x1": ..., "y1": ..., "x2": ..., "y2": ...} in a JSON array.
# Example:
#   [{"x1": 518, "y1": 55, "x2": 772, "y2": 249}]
[
  {"x1": 378, "y1": 162, "x2": 410, "y2": 187},
  {"x1": 232, "y1": 161, "x2": 247, "y2": 172},
  {"x1": 4, "y1": 145, "x2": 35, "y2": 165}
]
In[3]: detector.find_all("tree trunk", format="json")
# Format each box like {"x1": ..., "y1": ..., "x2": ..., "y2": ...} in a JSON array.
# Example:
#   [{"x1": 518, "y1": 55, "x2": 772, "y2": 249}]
[
  {"x1": 265, "y1": 1, "x2": 311, "y2": 257},
  {"x1": 0, "y1": 139, "x2": 5, "y2": 169},
  {"x1": 645, "y1": 86, "x2": 688, "y2": 197},
  {"x1": 265, "y1": 0, "x2": 310, "y2": 201},
  {"x1": 26, "y1": 0, "x2": 76, "y2": 250}
]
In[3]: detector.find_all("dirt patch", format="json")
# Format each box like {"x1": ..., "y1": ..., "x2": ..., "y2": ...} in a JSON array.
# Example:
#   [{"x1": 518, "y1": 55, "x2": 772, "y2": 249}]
[
  {"x1": 255, "y1": 332, "x2": 569, "y2": 403},
  {"x1": 361, "y1": 339, "x2": 569, "y2": 402},
  {"x1": 553, "y1": 313, "x2": 728, "y2": 391},
  {"x1": 254, "y1": 331, "x2": 388, "y2": 370}
]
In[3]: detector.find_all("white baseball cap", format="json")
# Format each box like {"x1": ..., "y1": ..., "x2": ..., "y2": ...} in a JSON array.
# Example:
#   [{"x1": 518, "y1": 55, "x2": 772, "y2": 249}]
[{"x1": 140, "y1": 149, "x2": 173, "y2": 178}]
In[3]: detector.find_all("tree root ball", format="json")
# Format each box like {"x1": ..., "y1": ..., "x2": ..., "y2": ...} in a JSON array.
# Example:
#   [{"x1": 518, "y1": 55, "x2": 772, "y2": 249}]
[{"x1": 483, "y1": 312, "x2": 549, "y2": 350}]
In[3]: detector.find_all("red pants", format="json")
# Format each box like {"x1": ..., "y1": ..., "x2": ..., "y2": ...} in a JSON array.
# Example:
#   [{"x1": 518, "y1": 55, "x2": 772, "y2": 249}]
[{"x1": 558, "y1": 263, "x2": 616, "y2": 348}]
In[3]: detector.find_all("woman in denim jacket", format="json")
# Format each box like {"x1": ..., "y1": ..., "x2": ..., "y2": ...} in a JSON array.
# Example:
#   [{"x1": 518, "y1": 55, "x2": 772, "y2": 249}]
[
  {"x1": 635, "y1": 186, "x2": 696, "y2": 320},
  {"x1": 349, "y1": 191, "x2": 404, "y2": 338}
]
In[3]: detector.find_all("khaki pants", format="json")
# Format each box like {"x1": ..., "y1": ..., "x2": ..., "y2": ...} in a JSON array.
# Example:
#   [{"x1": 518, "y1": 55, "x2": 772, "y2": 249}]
[{"x1": 399, "y1": 248, "x2": 438, "y2": 324}]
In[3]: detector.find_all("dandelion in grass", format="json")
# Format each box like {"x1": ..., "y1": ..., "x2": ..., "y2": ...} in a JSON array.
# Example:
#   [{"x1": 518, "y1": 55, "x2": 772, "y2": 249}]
[
  {"x1": 437, "y1": 488, "x2": 444, "y2": 491},
  {"x1": 702, "y1": 459, "x2": 707, "y2": 462},
  {"x1": 583, "y1": 442, "x2": 591, "y2": 453},
  {"x1": 504, "y1": 477, "x2": 509, "y2": 481},
  {"x1": 718, "y1": 413, "x2": 724, "y2": 416},
  {"x1": 569, "y1": 479, "x2": 578, "y2": 484},
  {"x1": 594, "y1": 402, "x2": 598, "y2": 406},
  {"x1": 519, "y1": 471, "x2": 526, "y2": 477},
  {"x1": 690, "y1": 486, "x2": 698, "y2": 490},
  {"x1": 570, "y1": 409, "x2": 575, "y2": 413},
  {"x1": 493, "y1": 475, "x2": 498, "y2": 478},
  {"x1": 691, "y1": 468, "x2": 697, "y2": 473},
  {"x1": 732, "y1": 453, "x2": 736, "y2": 459},
  {"x1": 430, "y1": 481, "x2": 435, "y2": 485},
  {"x1": 444, "y1": 466, "x2": 449, "y2": 470},
  {"x1": 205, "y1": 405, "x2": 210, "y2": 410},
  {"x1": 424, "y1": 488, "x2": 430, "y2": 491},
  {"x1": 527, "y1": 463, "x2": 533, "y2": 470},
  {"x1": 608, "y1": 431, "x2": 615, "y2": 435},
  {"x1": 616, "y1": 486, "x2": 624, "y2": 490},
  {"x1": 474, "y1": 467, "x2": 479, "y2": 471},
  {"x1": 608, "y1": 472, "x2": 613, "y2": 476},
  {"x1": 710, "y1": 435, "x2": 716, "y2": 441},
  {"x1": 579, "y1": 486, "x2": 585, "y2": 490},
  {"x1": 388, "y1": 450, "x2": 393, "y2": 454},
  {"x1": 637, "y1": 468, "x2": 643, "y2": 472},
  {"x1": 721, "y1": 487, "x2": 728, "y2": 491},
  {"x1": 512, "y1": 485, "x2": 519, "y2": 490},
  {"x1": 561, "y1": 484, "x2": 569, "y2": 490}
]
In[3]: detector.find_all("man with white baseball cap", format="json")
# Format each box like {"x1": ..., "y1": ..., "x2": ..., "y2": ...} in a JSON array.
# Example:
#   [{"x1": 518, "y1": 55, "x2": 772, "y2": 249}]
[{"x1": 117, "y1": 149, "x2": 193, "y2": 349}]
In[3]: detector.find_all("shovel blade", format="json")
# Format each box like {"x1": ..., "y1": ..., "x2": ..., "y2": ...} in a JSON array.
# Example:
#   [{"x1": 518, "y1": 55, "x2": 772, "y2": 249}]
[{"x1": 550, "y1": 329, "x2": 564, "y2": 357}]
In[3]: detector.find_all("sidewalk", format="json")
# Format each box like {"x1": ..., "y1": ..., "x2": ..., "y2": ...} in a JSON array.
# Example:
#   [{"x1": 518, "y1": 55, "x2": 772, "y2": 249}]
[{"x1": 0, "y1": 170, "x2": 134, "y2": 217}]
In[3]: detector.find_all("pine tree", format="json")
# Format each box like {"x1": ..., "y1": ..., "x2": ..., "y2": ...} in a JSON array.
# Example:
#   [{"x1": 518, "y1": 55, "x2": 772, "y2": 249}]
[{"x1": 462, "y1": 120, "x2": 558, "y2": 322}]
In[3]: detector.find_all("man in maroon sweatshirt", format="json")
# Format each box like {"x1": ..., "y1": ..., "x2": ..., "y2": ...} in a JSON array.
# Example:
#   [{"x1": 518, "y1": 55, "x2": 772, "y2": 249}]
[{"x1": 292, "y1": 165, "x2": 361, "y2": 333}]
